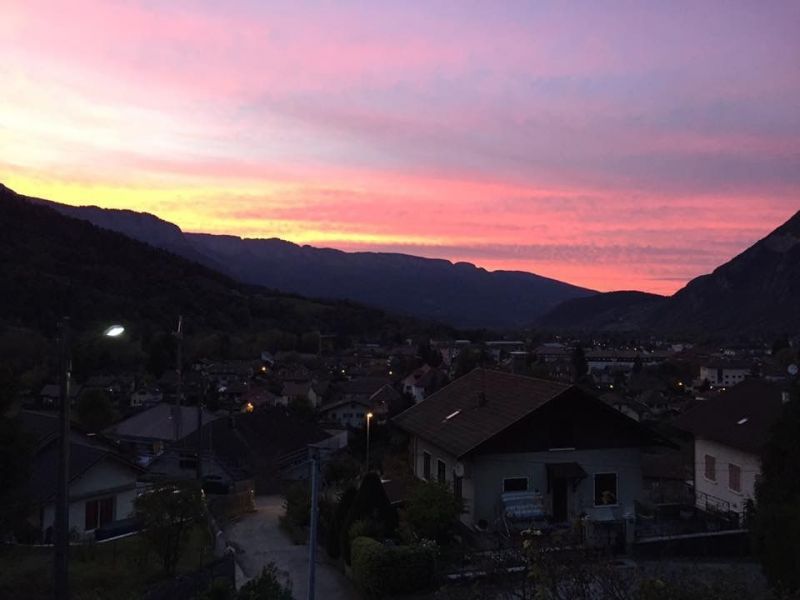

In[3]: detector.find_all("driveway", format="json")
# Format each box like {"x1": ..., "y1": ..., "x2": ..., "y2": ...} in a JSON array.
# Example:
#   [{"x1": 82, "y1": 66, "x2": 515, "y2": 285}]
[{"x1": 224, "y1": 495, "x2": 359, "y2": 600}]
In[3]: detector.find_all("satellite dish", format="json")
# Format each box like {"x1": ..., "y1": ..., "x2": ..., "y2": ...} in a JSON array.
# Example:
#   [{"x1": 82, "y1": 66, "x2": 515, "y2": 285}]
[
  {"x1": 788, "y1": 364, "x2": 799, "y2": 376},
  {"x1": 454, "y1": 462, "x2": 465, "y2": 478}
]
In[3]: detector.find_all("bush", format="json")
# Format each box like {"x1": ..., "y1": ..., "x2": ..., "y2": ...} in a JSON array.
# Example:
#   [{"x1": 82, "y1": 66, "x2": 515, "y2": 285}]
[
  {"x1": 282, "y1": 481, "x2": 311, "y2": 527},
  {"x1": 404, "y1": 481, "x2": 462, "y2": 544},
  {"x1": 325, "y1": 487, "x2": 357, "y2": 559},
  {"x1": 340, "y1": 473, "x2": 398, "y2": 564},
  {"x1": 237, "y1": 564, "x2": 293, "y2": 600},
  {"x1": 351, "y1": 537, "x2": 437, "y2": 598}
]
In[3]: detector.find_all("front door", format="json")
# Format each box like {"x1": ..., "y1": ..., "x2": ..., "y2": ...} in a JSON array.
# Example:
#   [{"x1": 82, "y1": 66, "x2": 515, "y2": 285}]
[{"x1": 552, "y1": 478, "x2": 568, "y2": 522}]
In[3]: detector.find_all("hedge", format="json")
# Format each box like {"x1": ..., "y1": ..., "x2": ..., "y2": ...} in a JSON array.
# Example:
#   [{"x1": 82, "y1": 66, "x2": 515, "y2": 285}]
[{"x1": 351, "y1": 537, "x2": 437, "y2": 598}]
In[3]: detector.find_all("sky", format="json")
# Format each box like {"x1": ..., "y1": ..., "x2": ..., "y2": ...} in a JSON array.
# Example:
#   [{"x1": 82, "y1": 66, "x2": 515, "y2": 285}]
[{"x1": 1, "y1": 1, "x2": 799, "y2": 294}]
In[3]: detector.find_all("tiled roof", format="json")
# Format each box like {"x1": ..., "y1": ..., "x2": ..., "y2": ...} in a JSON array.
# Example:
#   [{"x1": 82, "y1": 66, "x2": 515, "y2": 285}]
[
  {"x1": 393, "y1": 368, "x2": 571, "y2": 458},
  {"x1": 104, "y1": 402, "x2": 220, "y2": 441},
  {"x1": 673, "y1": 380, "x2": 785, "y2": 454}
]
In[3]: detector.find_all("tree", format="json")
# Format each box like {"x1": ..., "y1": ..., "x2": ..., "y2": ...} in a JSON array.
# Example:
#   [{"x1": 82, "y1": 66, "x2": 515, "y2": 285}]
[
  {"x1": 340, "y1": 473, "x2": 398, "y2": 564},
  {"x1": 404, "y1": 481, "x2": 463, "y2": 544},
  {"x1": 75, "y1": 388, "x2": 117, "y2": 433},
  {"x1": 325, "y1": 486, "x2": 357, "y2": 559},
  {"x1": 752, "y1": 384, "x2": 800, "y2": 593},
  {"x1": 571, "y1": 345, "x2": 588, "y2": 383},
  {"x1": 237, "y1": 564, "x2": 293, "y2": 600},
  {"x1": 134, "y1": 482, "x2": 205, "y2": 576}
]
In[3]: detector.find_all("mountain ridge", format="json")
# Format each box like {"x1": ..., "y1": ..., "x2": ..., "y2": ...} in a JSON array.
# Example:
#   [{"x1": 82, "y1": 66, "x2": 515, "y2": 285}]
[
  {"x1": 15, "y1": 186, "x2": 596, "y2": 328},
  {"x1": 538, "y1": 209, "x2": 800, "y2": 336}
]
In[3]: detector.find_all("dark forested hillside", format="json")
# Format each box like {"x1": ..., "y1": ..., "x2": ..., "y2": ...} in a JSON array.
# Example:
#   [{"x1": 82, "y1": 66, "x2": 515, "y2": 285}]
[
  {"x1": 537, "y1": 291, "x2": 667, "y2": 332},
  {"x1": 0, "y1": 184, "x2": 445, "y2": 374},
  {"x1": 23, "y1": 188, "x2": 596, "y2": 328}
]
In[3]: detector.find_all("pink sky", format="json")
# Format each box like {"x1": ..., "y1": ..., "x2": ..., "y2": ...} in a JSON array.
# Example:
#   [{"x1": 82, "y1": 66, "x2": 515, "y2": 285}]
[{"x1": 1, "y1": 0, "x2": 798, "y2": 294}]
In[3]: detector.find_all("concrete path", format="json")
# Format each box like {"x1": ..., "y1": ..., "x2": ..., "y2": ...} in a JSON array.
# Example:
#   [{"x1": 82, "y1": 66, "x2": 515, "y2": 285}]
[{"x1": 224, "y1": 495, "x2": 359, "y2": 600}]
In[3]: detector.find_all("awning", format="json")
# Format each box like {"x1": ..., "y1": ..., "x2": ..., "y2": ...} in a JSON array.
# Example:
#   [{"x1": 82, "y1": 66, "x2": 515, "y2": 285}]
[{"x1": 546, "y1": 462, "x2": 587, "y2": 480}]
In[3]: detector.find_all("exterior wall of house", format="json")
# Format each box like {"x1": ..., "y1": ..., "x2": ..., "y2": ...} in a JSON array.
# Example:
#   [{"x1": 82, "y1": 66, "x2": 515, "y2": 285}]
[
  {"x1": 322, "y1": 402, "x2": 369, "y2": 428},
  {"x1": 41, "y1": 459, "x2": 139, "y2": 539},
  {"x1": 410, "y1": 437, "x2": 475, "y2": 525},
  {"x1": 146, "y1": 451, "x2": 234, "y2": 485},
  {"x1": 693, "y1": 438, "x2": 760, "y2": 514},
  {"x1": 699, "y1": 367, "x2": 749, "y2": 387},
  {"x1": 471, "y1": 447, "x2": 643, "y2": 529}
]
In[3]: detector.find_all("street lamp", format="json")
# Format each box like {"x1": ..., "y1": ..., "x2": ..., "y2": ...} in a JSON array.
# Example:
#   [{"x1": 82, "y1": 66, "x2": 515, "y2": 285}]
[
  {"x1": 55, "y1": 320, "x2": 124, "y2": 600},
  {"x1": 365, "y1": 412, "x2": 374, "y2": 472}
]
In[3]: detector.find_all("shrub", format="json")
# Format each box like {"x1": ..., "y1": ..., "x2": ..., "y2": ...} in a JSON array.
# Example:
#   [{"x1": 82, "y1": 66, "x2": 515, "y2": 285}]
[
  {"x1": 282, "y1": 481, "x2": 311, "y2": 527},
  {"x1": 404, "y1": 481, "x2": 462, "y2": 544},
  {"x1": 134, "y1": 482, "x2": 205, "y2": 576},
  {"x1": 325, "y1": 487, "x2": 356, "y2": 559},
  {"x1": 351, "y1": 537, "x2": 437, "y2": 598},
  {"x1": 237, "y1": 564, "x2": 293, "y2": 600},
  {"x1": 340, "y1": 473, "x2": 398, "y2": 564}
]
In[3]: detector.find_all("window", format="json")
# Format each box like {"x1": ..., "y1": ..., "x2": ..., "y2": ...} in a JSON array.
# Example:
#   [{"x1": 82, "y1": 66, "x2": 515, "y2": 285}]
[
  {"x1": 437, "y1": 459, "x2": 447, "y2": 484},
  {"x1": 85, "y1": 497, "x2": 114, "y2": 531},
  {"x1": 423, "y1": 451, "x2": 431, "y2": 480},
  {"x1": 704, "y1": 454, "x2": 717, "y2": 481},
  {"x1": 594, "y1": 473, "x2": 618, "y2": 506},
  {"x1": 503, "y1": 477, "x2": 528, "y2": 492},
  {"x1": 729, "y1": 463, "x2": 742, "y2": 492},
  {"x1": 179, "y1": 452, "x2": 197, "y2": 470},
  {"x1": 454, "y1": 476, "x2": 463, "y2": 502}
]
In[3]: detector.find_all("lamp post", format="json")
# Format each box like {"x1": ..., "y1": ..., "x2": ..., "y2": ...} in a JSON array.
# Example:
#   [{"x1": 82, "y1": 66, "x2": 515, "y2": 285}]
[
  {"x1": 54, "y1": 322, "x2": 124, "y2": 600},
  {"x1": 365, "y1": 412, "x2": 374, "y2": 472}
]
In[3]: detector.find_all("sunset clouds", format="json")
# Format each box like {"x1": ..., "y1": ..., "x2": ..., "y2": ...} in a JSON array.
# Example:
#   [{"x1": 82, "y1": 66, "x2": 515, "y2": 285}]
[{"x1": 1, "y1": 1, "x2": 798, "y2": 293}]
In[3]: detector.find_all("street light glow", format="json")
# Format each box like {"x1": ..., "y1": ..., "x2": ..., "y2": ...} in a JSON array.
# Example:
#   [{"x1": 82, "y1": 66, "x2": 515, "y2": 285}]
[
  {"x1": 366, "y1": 412, "x2": 373, "y2": 420},
  {"x1": 103, "y1": 324, "x2": 125, "y2": 337}
]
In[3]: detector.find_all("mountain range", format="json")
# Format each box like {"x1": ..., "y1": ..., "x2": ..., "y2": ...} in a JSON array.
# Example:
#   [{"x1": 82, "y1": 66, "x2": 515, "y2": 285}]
[
  {"x1": 24, "y1": 191, "x2": 595, "y2": 328},
  {"x1": 5, "y1": 182, "x2": 799, "y2": 336},
  {"x1": 0, "y1": 183, "x2": 437, "y2": 365},
  {"x1": 537, "y1": 210, "x2": 800, "y2": 336}
]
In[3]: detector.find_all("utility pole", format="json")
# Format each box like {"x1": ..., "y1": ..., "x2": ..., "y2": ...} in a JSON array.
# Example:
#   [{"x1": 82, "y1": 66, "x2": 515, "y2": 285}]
[
  {"x1": 365, "y1": 412, "x2": 374, "y2": 472},
  {"x1": 307, "y1": 448, "x2": 320, "y2": 600},
  {"x1": 54, "y1": 318, "x2": 71, "y2": 600},
  {"x1": 174, "y1": 315, "x2": 183, "y2": 442},
  {"x1": 196, "y1": 379, "x2": 205, "y2": 482}
]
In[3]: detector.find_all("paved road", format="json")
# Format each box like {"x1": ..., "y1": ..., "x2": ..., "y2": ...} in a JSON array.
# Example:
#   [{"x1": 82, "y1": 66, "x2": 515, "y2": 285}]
[{"x1": 224, "y1": 495, "x2": 359, "y2": 600}]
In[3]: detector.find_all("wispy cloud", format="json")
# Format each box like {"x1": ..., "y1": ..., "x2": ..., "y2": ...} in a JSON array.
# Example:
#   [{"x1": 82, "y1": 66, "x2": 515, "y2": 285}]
[{"x1": 1, "y1": 0, "x2": 798, "y2": 294}]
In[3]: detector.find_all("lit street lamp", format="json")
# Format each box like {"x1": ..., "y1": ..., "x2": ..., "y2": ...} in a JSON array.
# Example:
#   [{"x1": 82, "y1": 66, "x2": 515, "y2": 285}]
[
  {"x1": 55, "y1": 320, "x2": 124, "y2": 600},
  {"x1": 365, "y1": 412, "x2": 374, "y2": 471}
]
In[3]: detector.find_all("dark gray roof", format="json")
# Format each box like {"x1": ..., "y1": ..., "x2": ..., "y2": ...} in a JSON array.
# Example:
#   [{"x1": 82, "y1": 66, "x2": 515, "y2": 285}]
[
  {"x1": 104, "y1": 402, "x2": 220, "y2": 441},
  {"x1": 26, "y1": 441, "x2": 140, "y2": 504},
  {"x1": 673, "y1": 380, "x2": 785, "y2": 454},
  {"x1": 393, "y1": 368, "x2": 571, "y2": 458}
]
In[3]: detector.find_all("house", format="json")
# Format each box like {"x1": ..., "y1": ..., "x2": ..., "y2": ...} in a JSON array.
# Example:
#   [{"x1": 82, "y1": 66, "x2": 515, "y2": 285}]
[
  {"x1": 393, "y1": 369, "x2": 662, "y2": 542},
  {"x1": 10, "y1": 411, "x2": 143, "y2": 542},
  {"x1": 317, "y1": 397, "x2": 372, "y2": 428},
  {"x1": 279, "y1": 380, "x2": 321, "y2": 408},
  {"x1": 130, "y1": 387, "x2": 163, "y2": 408},
  {"x1": 401, "y1": 366, "x2": 448, "y2": 403},
  {"x1": 673, "y1": 380, "x2": 787, "y2": 515},
  {"x1": 369, "y1": 384, "x2": 409, "y2": 421},
  {"x1": 180, "y1": 407, "x2": 336, "y2": 493},
  {"x1": 103, "y1": 402, "x2": 220, "y2": 466},
  {"x1": 38, "y1": 383, "x2": 81, "y2": 408},
  {"x1": 341, "y1": 377, "x2": 391, "y2": 403},
  {"x1": 699, "y1": 362, "x2": 752, "y2": 389}
]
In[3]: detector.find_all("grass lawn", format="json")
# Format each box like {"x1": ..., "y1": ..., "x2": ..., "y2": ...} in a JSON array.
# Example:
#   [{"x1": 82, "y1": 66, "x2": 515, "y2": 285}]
[{"x1": 0, "y1": 525, "x2": 213, "y2": 600}]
